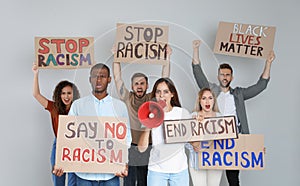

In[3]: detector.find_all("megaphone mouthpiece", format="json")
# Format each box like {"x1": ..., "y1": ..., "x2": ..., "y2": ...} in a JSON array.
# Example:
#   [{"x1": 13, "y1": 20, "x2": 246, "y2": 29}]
[{"x1": 148, "y1": 113, "x2": 155, "y2": 118}]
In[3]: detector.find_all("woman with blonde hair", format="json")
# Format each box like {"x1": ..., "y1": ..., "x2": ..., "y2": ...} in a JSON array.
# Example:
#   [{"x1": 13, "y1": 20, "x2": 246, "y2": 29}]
[{"x1": 186, "y1": 88, "x2": 223, "y2": 186}]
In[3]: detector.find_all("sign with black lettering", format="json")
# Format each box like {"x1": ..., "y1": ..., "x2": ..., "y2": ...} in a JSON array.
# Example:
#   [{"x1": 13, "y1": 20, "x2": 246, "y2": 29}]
[
  {"x1": 114, "y1": 23, "x2": 169, "y2": 65},
  {"x1": 56, "y1": 115, "x2": 128, "y2": 173},
  {"x1": 164, "y1": 116, "x2": 237, "y2": 143},
  {"x1": 35, "y1": 37, "x2": 95, "y2": 69},
  {"x1": 198, "y1": 134, "x2": 264, "y2": 170},
  {"x1": 213, "y1": 21, "x2": 276, "y2": 59}
]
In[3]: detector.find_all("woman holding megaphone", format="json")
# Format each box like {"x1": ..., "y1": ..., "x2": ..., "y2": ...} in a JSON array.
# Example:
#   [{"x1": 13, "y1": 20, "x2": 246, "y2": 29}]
[{"x1": 138, "y1": 78, "x2": 191, "y2": 186}]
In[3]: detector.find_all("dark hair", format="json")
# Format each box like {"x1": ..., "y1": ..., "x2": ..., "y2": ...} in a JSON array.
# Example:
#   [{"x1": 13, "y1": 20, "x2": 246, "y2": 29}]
[
  {"x1": 90, "y1": 63, "x2": 110, "y2": 77},
  {"x1": 218, "y1": 63, "x2": 233, "y2": 74},
  {"x1": 52, "y1": 81, "x2": 80, "y2": 114},
  {"x1": 150, "y1": 78, "x2": 181, "y2": 107},
  {"x1": 131, "y1": 73, "x2": 148, "y2": 84}
]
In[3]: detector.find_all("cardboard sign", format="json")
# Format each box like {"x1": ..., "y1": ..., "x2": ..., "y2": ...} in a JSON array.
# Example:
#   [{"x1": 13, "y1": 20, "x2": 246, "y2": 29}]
[
  {"x1": 35, "y1": 37, "x2": 95, "y2": 69},
  {"x1": 114, "y1": 23, "x2": 169, "y2": 65},
  {"x1": 213, "y1": 21, "x2": 276, "y2": 59},
  {"x1": 56, "y1": 115, "x2": 128, "y2": 173},
  {"x1": 198, "y1": 134, "x2": 264, "y2": 170},
  {"x1": 164, "y1": 116, "x2": 237, "y2": 143}
]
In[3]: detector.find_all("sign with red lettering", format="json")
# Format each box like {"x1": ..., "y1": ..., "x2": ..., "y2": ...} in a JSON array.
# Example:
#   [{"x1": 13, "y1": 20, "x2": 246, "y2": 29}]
[
  {"x1": 114, "y1": 23, "x2": 169, "y2": 65},
  {"x1": 35, "y1": 37, "x2": 95, "y2": 69},
  {"x1": 198, "y1": 134, "x2": 264, "y2": 170},
  {"x1": 213, "y1": 21, "x2": 276, "y2": 59},
  {"x1": 164, "y1": 116, "x2": 237, "y2": 143},
  {"x1": 56, "y1": 115, "x2": 128, "y2": 173}
]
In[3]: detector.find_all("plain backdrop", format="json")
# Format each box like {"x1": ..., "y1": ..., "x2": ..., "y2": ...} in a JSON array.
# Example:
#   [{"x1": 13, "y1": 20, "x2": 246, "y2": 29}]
[{"x1": 0, "y1": 0, "x2": 299, "y2": 185}]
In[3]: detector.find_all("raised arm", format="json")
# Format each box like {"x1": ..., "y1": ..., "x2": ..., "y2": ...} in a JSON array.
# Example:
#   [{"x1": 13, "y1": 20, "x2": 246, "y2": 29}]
[
  {"x1": 240, "y1": 51, "x2": 276, "y2": 100},
  {"x1": 113, "y1": 61, "x2": 125, "y2": 93},
  {"x1": 191, "y1": 40, "x2": 210, "y2": 89},
  {"x1": 112, "y1": 45, "x2": 128, "y2": 99},
  {"x1": 32, "y1": 63, "x2": 48, "y2": 108},
  {"x1": 161, "y1": 45, "x2": 172, "y2": 78},
  {"x1": 192, "y1": 40, "x2": 201, "y2": 65},
  {"x1": 261, "y1": 50, "x2": 275, "y2": 79}
]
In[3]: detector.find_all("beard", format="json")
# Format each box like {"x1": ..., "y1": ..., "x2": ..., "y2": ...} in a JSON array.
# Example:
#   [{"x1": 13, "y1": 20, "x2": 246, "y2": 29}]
[
  {"x1": 219, "y1": 80, "x2": 231, "y2": 88},
  {"x1": 134, "y1": 90, "x2": 146, "y2": 98}
]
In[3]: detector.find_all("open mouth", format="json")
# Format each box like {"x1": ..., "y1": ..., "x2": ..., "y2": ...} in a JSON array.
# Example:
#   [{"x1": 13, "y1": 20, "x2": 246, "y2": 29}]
[
  {"x1": 63, "y1": 99, "x2": 71, "y2": 105},
  {"x1": 222, "y1": 80, "x2": 228, "y2": 84},
  {"x1": 158, "y1": 99, "x2": 166, "y2": 103}
]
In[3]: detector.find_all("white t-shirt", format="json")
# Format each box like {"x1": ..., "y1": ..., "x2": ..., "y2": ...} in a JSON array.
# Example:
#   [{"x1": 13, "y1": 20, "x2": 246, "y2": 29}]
[
  {"x1": 217, "y1": 91, "x2": 240, "y2": 131},
  {"x1": 148, "y1": 106, "x2": 191, "y2": 173}
]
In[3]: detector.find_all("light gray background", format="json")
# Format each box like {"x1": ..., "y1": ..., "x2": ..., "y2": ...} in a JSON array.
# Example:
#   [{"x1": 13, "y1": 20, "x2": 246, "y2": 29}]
[{"x1": 0, "y1": 0, "x2": 298, "y2": 185}]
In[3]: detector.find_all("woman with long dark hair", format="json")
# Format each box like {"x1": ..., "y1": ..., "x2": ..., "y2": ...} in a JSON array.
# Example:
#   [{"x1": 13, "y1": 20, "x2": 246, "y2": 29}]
[{"x1": 138, "y1": 78, "x2": 191, "y2": 186}]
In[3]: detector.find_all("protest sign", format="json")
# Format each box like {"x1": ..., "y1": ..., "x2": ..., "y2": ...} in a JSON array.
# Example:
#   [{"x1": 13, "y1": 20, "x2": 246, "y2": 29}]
[
  {"x1": 35, "y1": 37, "x2": 94, "y2": 69},
  {"x1": 56, "y1": 115, "x2": 128, "y2": 173},
  {"x1": 114, "y1": 23, "x2": 169, "y2": 65},
  {"x1": 213, "y1": 21, "x2": 276, "y2": 59},
  {"x1": 164, "y1": 116, "x2": 237, "y2": 143},
  {"x1": 198, "y1": 134, "x2": 264, "y2": 170}
]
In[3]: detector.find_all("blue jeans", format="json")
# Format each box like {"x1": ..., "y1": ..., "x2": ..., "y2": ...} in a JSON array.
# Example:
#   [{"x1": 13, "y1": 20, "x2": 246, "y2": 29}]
[
  {"x1": 147, "y1": 169, "x2": 189, "y2": 186},
  {"x1": 51, "y1": 138, "x2": 76, "y2": 186},
  {"x1": 76, "y1": 175, "x2": 119, "y2": 186}
]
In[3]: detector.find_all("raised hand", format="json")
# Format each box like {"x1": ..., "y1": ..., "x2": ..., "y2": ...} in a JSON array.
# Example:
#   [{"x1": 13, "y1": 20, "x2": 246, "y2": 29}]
[
  {"x1": 266, "y1": 50, "x2": 275, "y2": 64},
  {"x1": 193, "y1": 40, "x2": 201, "y2": 49}
]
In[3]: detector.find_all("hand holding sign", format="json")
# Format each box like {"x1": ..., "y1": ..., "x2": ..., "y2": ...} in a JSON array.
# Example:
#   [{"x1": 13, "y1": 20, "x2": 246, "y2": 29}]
[
  {"x1": 195, "y1": 113, "x2": 205, "y2": 122},
  {"x1": 52, "y1": 165, "x2": 64, "y2": 177},
  {"x1": 32, "y1": 63, "x2": 38, "y2": 74},
  {"x1": 191, "y1": 141, "x2": 201, "y2": 152},
  {"x1": 115, "y1": 164, "x2": 128, "y2": 178}
]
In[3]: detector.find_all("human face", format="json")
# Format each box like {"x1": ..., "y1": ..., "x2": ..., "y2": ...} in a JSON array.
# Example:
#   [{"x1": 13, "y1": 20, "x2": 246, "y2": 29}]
[
  {"x1": 200, "y1": 90, "x2": 214, "y2": 113},
  {"x1": 132, "y1": 77, "x2": 148, "y2": 98},
  {"x1": 89, "y1": 68, "x2": 111, "y2": 94},
  {"x1": 61, "y1": 86, "x2": 73, "y2": 106},
  {"x1": 218, "y1": 68, "x2": 233, "y2": 88},
  {"x1": 155, "y1": 82, "x2": 173, "y2": 108}
]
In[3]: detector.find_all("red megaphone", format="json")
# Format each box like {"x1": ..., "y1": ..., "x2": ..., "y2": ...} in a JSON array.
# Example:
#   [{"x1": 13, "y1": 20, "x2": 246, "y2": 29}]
[{"x1": 138, "y1": 100, "x2": 166, "y2": 128}]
